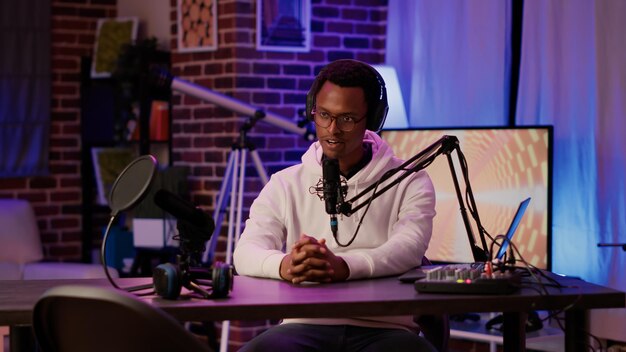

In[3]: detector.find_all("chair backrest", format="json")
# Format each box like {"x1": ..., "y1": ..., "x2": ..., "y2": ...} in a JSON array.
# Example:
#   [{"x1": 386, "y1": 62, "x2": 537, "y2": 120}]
[
  {"x1": 0, "y1": 199, "x2": 43, "y2": 264},
  {"x1": 33, "y1": 285, "x2": 210, "y2": 352}
]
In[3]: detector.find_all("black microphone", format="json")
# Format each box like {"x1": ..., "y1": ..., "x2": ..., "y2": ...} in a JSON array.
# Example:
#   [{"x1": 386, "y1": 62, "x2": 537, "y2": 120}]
[
  {"x1": 322, "y1": 158, "x2": 340, "y2": 236},
  {"x1": 154, "y1": 189, "x2": 214, "y2": 233}
]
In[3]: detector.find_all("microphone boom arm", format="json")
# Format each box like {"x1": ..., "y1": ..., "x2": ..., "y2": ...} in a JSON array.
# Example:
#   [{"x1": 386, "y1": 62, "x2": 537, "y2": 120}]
[{"x1": 339, "y1": 135, "x2": 489, "y2": 263}]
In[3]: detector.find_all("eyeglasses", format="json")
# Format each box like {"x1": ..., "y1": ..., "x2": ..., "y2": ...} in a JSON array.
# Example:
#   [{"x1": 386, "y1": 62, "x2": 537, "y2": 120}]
[{"x1": 312, "y1": 110, "x2": 366, "y2": 132}]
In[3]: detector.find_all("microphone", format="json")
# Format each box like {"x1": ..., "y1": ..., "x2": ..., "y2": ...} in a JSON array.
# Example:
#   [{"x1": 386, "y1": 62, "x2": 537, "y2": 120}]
[
  {"x1": 322, "y1": 158, "x2": 341, "y2": 236},
  {"x1": 154, "y1": 189, "x2": 215, "y2": 234},
  {"x1": 152, "y1": 189, "x2": 233, "y2": 300}
]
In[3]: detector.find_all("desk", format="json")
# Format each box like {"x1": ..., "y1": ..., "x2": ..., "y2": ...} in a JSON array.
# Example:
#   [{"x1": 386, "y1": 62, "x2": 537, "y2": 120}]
[{"x1": 1, "y1": 274, "x2": 624, "y2": 352}]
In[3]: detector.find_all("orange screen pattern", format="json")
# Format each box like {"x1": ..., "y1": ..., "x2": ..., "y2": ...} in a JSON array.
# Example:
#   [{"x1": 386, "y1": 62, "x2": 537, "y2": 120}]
[{"x1": 381, "y1": 128, "x2": 550, "y2": 269}]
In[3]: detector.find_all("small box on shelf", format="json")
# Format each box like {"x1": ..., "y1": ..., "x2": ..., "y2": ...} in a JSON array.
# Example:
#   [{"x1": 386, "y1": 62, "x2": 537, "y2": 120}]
[{"x1": 132, "y1": 217, "x2": 179, "y2": 249}]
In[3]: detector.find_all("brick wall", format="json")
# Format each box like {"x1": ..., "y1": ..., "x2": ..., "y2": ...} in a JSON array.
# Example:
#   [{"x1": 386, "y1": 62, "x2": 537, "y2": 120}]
[
  {"x1": 0, "y1": 0, "x2": 387, "y2": 349},
  {"x1": 168, "y1": 0, "x2": 388, "y2": 349},
  {"x1": 0, "y1": 0, "x2": 116, "y2": 261}
]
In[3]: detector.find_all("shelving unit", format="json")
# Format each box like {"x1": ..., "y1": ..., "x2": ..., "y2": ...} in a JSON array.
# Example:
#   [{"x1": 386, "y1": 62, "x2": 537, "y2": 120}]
[
  {"x1": 449, "y1": 312, "x2": 564, "y2": 352},
  {"x1": 79, "y1": 51, "x2": 171, "y2": 263}
]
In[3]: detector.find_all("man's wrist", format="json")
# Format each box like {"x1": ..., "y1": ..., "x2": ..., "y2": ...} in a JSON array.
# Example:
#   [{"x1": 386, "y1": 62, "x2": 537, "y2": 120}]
[
  {"x1": 332, "y1": 257, "x2": 350, "y2": 281},
  {"x1": 279, "y1": 254, "x2": 292, "y2": 281}
]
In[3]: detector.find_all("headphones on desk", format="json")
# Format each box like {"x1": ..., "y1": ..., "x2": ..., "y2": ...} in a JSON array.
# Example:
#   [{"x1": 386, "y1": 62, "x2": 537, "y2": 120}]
[
  {"x1": 305, "y1": 59, "x2": 389, "y2": 132},
  {"x1": 485, "y1": 310, "x2": 543, "y2": 333},
  {"x1": 152, "y1": 261, "x2": 233, "y2": 300}
]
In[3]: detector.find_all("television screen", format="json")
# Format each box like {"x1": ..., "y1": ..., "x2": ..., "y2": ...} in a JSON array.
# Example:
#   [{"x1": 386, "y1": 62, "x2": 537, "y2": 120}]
[{"x1": 380, "y1": 126, "x2": 552, "y2": 270}]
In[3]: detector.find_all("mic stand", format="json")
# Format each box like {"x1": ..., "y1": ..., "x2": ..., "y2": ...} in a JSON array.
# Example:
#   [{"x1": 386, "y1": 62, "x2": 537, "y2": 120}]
[
  {"x1": 176, "y1": 254, "x2": 213, "y2": 299},
  {"x1": 173, "y1": 220, "x2": 219, "y2": 299},
  {"x1": 339, "y1": 135, "x2": 489, "y2": 263}
]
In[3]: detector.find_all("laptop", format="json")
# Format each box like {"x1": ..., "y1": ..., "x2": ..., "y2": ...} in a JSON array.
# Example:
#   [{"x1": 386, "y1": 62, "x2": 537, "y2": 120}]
[
  {"x1": 493, "y1": 197, "x2": 531, "y2": 261},
  {"x1": 398, "y1": 197, "x2": 532, "y2": 283}
]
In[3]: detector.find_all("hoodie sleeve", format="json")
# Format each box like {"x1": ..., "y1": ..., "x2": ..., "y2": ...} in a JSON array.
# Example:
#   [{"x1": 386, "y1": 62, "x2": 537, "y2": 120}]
[
  {"x1": 233, "y1": 174, "x2": 288, "y2": 280},
  {"x1": 340, "y1": 170, "x2": 436, "y2": 280}
]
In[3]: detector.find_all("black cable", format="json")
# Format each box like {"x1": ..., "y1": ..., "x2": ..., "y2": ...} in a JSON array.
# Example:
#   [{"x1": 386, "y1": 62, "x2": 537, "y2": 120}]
[
  {"x1": 101, "y1": 215, "x2": 155, "y2": 293},
  {"x1": 335, "y1": 154, "x2": 437, "y2": 248},
  {"x1": 334, "y1": 167, "x2": 395, "y2": 247},
  {"x1": 585, "y1": 330, "x2": 605, "y2": 351},
  {"x1": 101, "y1": 216, "x2": 122, "y2": 290},
  {"x1": 484, "y1": 234, "x2": 591, "y2": 340},
  {"x1": 511, "y1": 246, "x2": 587, "y2": 344}
]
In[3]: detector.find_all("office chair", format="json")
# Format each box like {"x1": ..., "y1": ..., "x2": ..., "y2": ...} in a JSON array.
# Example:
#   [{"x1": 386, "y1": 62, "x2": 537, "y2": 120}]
[
  {"x1": 32, "y1": 285, "x2": 210, "y2": 352},
  {"x1": 414, "y1": 257, "x2": 450, "y2": 352}
]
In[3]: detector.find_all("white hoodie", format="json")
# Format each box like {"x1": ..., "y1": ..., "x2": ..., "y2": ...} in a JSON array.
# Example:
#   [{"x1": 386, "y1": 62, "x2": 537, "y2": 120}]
[{"x1": 233, "y1": 130, "x2": 436, "y2": 331}]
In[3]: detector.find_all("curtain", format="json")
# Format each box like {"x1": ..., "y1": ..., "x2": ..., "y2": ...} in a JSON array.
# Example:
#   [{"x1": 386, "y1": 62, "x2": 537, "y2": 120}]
[
  {"x1": 387, "y1": 0, "x2": 626, "y2": 341},
  {"x1": 515, "y1": 0, "x2": 626, "y2": 339},
  {"x1": 386, "y1": 0, "x2": 511, "y2": 127},
  {"x1": 0, "y1": 0, "x2": 51, "y2": 178}
]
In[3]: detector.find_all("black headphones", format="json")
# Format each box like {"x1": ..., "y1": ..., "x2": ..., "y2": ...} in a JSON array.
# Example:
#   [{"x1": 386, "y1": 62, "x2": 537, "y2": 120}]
[
  {"x1": 152, "y1": 261, "x2": 233, "y2": 300},
  {"x1": 485, "y1": 311, "x2": 543, "y2": 333},
  {"x1": 306, "y1": 59, "x2": 389, "y2": 132}
]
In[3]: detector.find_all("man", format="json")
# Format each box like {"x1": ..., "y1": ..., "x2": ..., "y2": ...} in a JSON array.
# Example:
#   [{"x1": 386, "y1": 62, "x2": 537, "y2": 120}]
[{"x1": 233, "y1": 59, "x2": 437, "y2": 351}]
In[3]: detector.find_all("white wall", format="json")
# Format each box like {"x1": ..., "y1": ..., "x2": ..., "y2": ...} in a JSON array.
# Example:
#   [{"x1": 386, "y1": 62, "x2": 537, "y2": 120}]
[{"x1": 118, "y1": 0, "x2": 171, "y2": 50}]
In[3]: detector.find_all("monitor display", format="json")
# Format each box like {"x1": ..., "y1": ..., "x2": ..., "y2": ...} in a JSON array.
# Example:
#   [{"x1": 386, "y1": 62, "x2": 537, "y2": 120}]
[{"x1": 380, "y1": 126, "x2": 552, "y2": 270}]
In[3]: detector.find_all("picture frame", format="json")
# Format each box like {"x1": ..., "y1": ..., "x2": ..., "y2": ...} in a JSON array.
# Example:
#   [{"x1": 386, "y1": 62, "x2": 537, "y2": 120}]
[
  {"x1": 91, "y1": 17, "x2": 139, "y2": 78},
  {"x1": 256, "y1": 0, "x2": 310, "y2": 52},
  {"x1": 177, "y1": 0, "x2": 218, "y2": 52},
  {"x1": 91, "y1": 147, "x2": 138, "y2": 206}
]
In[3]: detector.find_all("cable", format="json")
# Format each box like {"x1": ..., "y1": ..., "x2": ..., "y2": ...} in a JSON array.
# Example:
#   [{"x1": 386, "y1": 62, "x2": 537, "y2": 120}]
[
  {"x1": 101, "y1": 216, "x2": 121, "y2": 290},
  {"x1": 334, "y1": 167, "x2": 395, "y2": 247},
  {"x1": 334, "y1": 152, "x2": 436, "y2": 248},
  {"x1": 585, "y1": 330, "x2": 605, "y2": 351},
  {"x1": 485, "y1": 234, "x2": 589, "y2": 341},
  {"x1": 100, "y1": 214, "x2": 156, "y2": 294}
]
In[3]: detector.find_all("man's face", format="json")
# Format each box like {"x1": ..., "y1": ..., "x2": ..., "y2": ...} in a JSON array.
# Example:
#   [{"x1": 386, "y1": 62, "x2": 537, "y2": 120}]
[{"x1": 314, "y1": 81, "x2": 368, "y2": 173}]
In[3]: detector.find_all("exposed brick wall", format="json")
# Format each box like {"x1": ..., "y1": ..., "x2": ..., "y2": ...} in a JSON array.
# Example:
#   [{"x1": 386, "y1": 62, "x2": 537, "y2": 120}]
[
  {"x1": 1, "y1": 0, "x2": 387, "y2": 348},
  {"x1": 169, "y1": 0, "x2": 388, "y2": 349},
  {"x1": 0, "y1": 0, "x2": 116, "y2": 261}
]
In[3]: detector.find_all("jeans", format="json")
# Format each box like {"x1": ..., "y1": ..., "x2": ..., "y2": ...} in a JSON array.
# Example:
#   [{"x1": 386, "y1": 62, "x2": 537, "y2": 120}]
[{"x1": 238, "y1": 323, "x2": 437, "y2": 352}]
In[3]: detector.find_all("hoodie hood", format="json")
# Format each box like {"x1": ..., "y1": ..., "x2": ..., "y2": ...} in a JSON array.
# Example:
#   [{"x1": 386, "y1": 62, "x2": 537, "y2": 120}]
[{"x1": 301, "y1": 130, "x2": 398, "y2": 185}]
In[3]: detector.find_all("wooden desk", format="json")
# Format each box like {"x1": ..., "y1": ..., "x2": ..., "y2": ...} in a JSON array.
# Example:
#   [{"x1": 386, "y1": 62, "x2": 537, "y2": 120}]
[{"x1": 1, "y1": 273, "x2": 624, "y2": 352}]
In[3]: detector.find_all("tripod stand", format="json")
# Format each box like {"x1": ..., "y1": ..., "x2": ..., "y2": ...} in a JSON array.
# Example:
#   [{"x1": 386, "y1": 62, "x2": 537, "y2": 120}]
[
  {"x1": 202, "y1": 121, "x2": 269, "y2": 264},
  {"x1": 202, "y1": 120, "x2": 269, "y2": 352}
]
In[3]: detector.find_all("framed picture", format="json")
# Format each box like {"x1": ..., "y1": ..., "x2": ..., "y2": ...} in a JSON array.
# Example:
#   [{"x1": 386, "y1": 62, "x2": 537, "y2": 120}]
[
  {"x1": 91, "y1": 17, "x2": 139, "y2": 78},
  {"x1": 91, "y1": 147, "x2": 137, "y2": 206},
  {"x1": 177, "y1": 0, "x2": 218, "y2": 52},
  {"x1": 257, "y1": 0, "x2": 310, "y2": 52}
]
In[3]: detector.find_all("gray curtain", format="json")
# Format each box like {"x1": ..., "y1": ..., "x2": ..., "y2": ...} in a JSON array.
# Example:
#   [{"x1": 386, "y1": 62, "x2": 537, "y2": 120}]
[{"x1": 0, "y1": 0, "x2": 51, "y2": 178}]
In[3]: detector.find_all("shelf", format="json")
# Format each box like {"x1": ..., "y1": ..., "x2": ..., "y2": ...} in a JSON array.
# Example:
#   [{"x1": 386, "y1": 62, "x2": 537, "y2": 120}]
[
  {"x1": 80, "y1": 52, "x2": 172, "y2": 263},
  {"x1": 449, "y1": 313, "x2": 564, "y2": 352}
]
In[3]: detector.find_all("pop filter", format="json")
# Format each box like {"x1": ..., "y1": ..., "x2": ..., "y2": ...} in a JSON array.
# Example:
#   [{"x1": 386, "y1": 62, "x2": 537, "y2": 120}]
[
  {"x1": 101, "y1": 155, "x2": 158, "y2": 293},
  {"x1": 108, "y1": 155, "x2": 158, "y2": 216}
]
